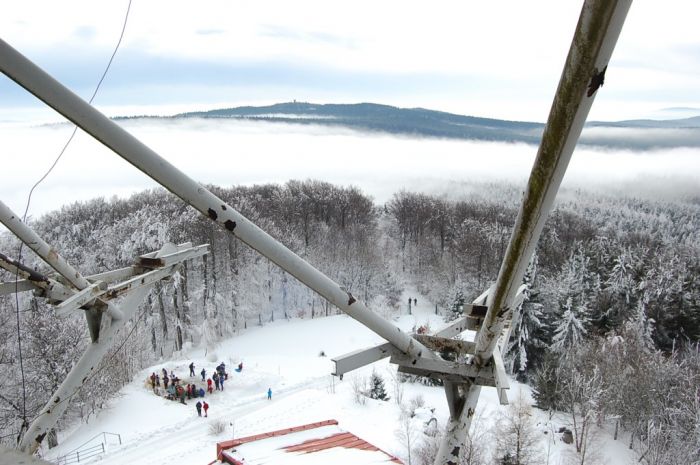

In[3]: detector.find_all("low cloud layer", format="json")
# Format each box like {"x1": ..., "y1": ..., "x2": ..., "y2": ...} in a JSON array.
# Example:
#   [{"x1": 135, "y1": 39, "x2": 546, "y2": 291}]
[{"x1": 1, "y1": 118, "x2": 698, "y2": 219}]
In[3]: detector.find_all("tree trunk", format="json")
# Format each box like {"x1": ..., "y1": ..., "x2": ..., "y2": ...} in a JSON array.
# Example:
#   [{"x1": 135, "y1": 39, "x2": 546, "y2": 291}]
[
  {"x1": 156, "y1": 283, "x2": 168, "y2": 340},
  {"x1": 173, "y1": 286, "x2": 183, "y2": 351}
]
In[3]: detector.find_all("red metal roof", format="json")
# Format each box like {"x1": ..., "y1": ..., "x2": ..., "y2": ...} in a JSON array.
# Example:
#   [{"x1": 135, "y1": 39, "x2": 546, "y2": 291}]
[{"x1": 217, "y1": 419, "x2": 402, "y2": 464}]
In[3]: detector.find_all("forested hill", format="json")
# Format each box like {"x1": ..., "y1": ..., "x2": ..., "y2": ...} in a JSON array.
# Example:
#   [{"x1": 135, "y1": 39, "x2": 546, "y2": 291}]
[
  {"x1": 176, "y1": 102, "x2": 543, "y2": 145},
  {"x1": 156, "y1": 102, "x2": 700, "y2": 150}
]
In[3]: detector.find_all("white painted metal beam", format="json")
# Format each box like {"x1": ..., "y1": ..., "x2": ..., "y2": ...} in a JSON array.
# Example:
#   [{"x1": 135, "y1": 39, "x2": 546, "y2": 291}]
[
  {"x1": 0, "y1": 37, "x2": 436, "y2": 367},
  {"x1": 0, "y1": 280, "x2": 36, "y2": 295},
  {"x1": 331, "y1": 342, "x2": 400, "y2": 377},
  {"x1": 0, "y1": 200, "x2": 91, "y2": 291}
]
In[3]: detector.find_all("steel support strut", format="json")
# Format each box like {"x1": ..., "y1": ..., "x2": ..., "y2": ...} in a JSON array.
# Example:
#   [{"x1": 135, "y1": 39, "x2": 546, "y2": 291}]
[
  {"x1": 0, "y1": 200, "x2": 121, "y2": 338},
  {"x1": 0, "y1": 198, "x2": 207, "y2": 453},
  {"x1": 435, "y1": 1, "x2": 633, "y2": 463},
  {"x1": 0, "y1": 38, "x2": 437, "y2": 371},
  {"x1": 13, "y1": 243, "x2": 202, "y2": 454}
]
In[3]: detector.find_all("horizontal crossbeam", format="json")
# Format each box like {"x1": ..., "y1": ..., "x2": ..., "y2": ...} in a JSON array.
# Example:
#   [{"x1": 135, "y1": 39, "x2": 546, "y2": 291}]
[{"x1": 332, "y1": 342, "x2": 400, "y2": 377}]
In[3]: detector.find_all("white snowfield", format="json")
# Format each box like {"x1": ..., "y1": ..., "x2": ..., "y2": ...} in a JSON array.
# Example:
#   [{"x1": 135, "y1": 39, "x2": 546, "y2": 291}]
[{"x1": 41, "y1": 293, "x2": 636, "y2": 465}]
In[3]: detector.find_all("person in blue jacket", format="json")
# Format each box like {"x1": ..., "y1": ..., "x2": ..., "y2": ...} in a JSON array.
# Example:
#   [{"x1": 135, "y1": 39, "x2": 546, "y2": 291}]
[{"x1": 267, "y1": 388, "x2": 272, "y2": 400}]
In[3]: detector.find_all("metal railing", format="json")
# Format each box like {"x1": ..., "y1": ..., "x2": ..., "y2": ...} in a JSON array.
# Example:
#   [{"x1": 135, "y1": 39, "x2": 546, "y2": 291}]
[{"x1": 54, "y1": 432, "x2": 121, "y2": 465}]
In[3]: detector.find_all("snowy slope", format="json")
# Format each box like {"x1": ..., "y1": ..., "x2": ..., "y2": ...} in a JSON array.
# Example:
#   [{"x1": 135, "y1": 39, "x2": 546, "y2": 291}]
[{"x1": 42, "y1": 292, "x2": 637, "y2": 465}]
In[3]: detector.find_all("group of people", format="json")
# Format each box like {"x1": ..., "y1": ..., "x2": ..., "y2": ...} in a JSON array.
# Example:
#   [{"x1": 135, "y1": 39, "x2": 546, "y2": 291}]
[
  {"x1": 148, "y1": 367, "x2": 209, "y2": 405},
  {"x1": 148, "y1": 360, "x2": 272, "y2": 418}
]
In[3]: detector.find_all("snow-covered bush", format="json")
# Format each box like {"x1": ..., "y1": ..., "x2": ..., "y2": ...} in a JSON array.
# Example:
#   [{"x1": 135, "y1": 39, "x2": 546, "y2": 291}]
[{"x1": 208, "y1": 419, "x2": 227, "y2": 435}]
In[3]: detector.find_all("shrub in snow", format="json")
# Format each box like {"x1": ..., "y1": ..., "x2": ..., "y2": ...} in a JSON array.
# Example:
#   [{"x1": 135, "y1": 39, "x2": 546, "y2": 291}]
[
  {"x1": 351, "y1": 376, "x2": 368, "y2": 405},
  {"x1": 494, "y1": 392, "x2": 541, "y2": 465},
  {"x1": 209, "y1": 419, "x2": 227, "y2": 435},
  {"x1": 408, "y1": 394, "x2": 425, "y2": 415}
]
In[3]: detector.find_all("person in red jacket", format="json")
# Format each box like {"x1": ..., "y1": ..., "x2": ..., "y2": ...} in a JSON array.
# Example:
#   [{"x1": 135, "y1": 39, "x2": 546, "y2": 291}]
[
  {"x1": 207, "y1": 378, "x2": 213, "y2": 394},
  {"x1": 203, "y1": 401, "x2": 209, "y2": 417}
]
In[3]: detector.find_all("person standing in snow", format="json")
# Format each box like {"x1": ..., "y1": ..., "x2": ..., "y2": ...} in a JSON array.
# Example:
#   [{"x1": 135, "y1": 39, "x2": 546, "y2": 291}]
[
  {"x1": 203, "y1": 401, "x2": 209, "y2": 417},
  {"x1": 267, "y1": 388, "x2": 272, "y2": 400},
  {"x1": 163, "y1": 375, "x2": 169, "y2": 389},
  {"x1": 207, "y1": 378, "x2": 213, "y2": 394},
  {"x1": 235, "y1": 362, "x2": 243, "y2": 372},
  {"x1": 213, "y1": 372, "x2": 220, "y2": 390},
  {"x1": 200, "y1": 368, "x2": 206, "y2": 381},
  {"x1": 189, "y1": 362, "x2": 195, "y2": 377},
  {"x1": 220, "y1": 373, "x2": 225, "y2": 391},
  {"x1": 195, "y1": 401, "x2": 202, "y2": 417},
  {"x1": 414, "y1": 298, "x2": 417, "y2": 306},
  {"x1": 198, "y1": 387, "x2": 205, "y2": 397}
]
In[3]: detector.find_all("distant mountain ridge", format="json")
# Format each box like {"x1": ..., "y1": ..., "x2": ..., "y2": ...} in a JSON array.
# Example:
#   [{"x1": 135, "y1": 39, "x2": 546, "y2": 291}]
[
  {"x1": 165, "y1": 102, "x2": 700, "y2": 150},
  {"x1": 176, "y1": 102, "x2": 544, "y2": 144}
]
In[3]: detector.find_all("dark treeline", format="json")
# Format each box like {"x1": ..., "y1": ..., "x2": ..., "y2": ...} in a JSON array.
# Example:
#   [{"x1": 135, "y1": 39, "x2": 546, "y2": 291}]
[{"x1": 1, "y1": 179, "x2": 699, "y2": 461}]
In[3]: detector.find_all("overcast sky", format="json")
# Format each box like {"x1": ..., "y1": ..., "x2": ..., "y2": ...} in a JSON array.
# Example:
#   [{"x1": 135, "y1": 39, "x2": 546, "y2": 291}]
[{"x1": 2, "y1": 0, "x2": 700, "y2": 123}]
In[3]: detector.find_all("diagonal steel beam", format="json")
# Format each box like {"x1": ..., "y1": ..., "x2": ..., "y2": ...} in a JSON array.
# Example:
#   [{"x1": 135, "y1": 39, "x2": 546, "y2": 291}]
[
  {"x1": 472, "y1": 0, "x2": 633, "y2": 368},
  {"x1": 435, "y1": 1, "x2": 633, "y2": 463},
  {"x1": 0, "y1": 37, "x2": 436, "y2": 367}
]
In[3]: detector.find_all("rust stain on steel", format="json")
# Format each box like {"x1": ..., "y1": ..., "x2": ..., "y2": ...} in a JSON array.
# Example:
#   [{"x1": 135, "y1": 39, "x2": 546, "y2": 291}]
[
  {"x1": 139, "y1": 257, "x2": 164, "y2": 268},
  {"x1": 587, "y1": 65, "x2": 607, "y2": 97},
  {"x1": 468, "y1": 304, "x2": 488, "y2": 317},
  {"x1": 48, "y1": 248, "x2": 59, "y2": 261},
  {"x1": 207, "y1": 208, "x2": 218, "y2": 221},
  {"x1": 224, "y1": 220, "x2": 236, "y2": 231}
]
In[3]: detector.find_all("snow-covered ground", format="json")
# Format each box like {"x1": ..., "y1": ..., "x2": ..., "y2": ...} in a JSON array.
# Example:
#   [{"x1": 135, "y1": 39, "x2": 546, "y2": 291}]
[{"x1": 43, "y1": 291, "x2": 637, "y2": 465}]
